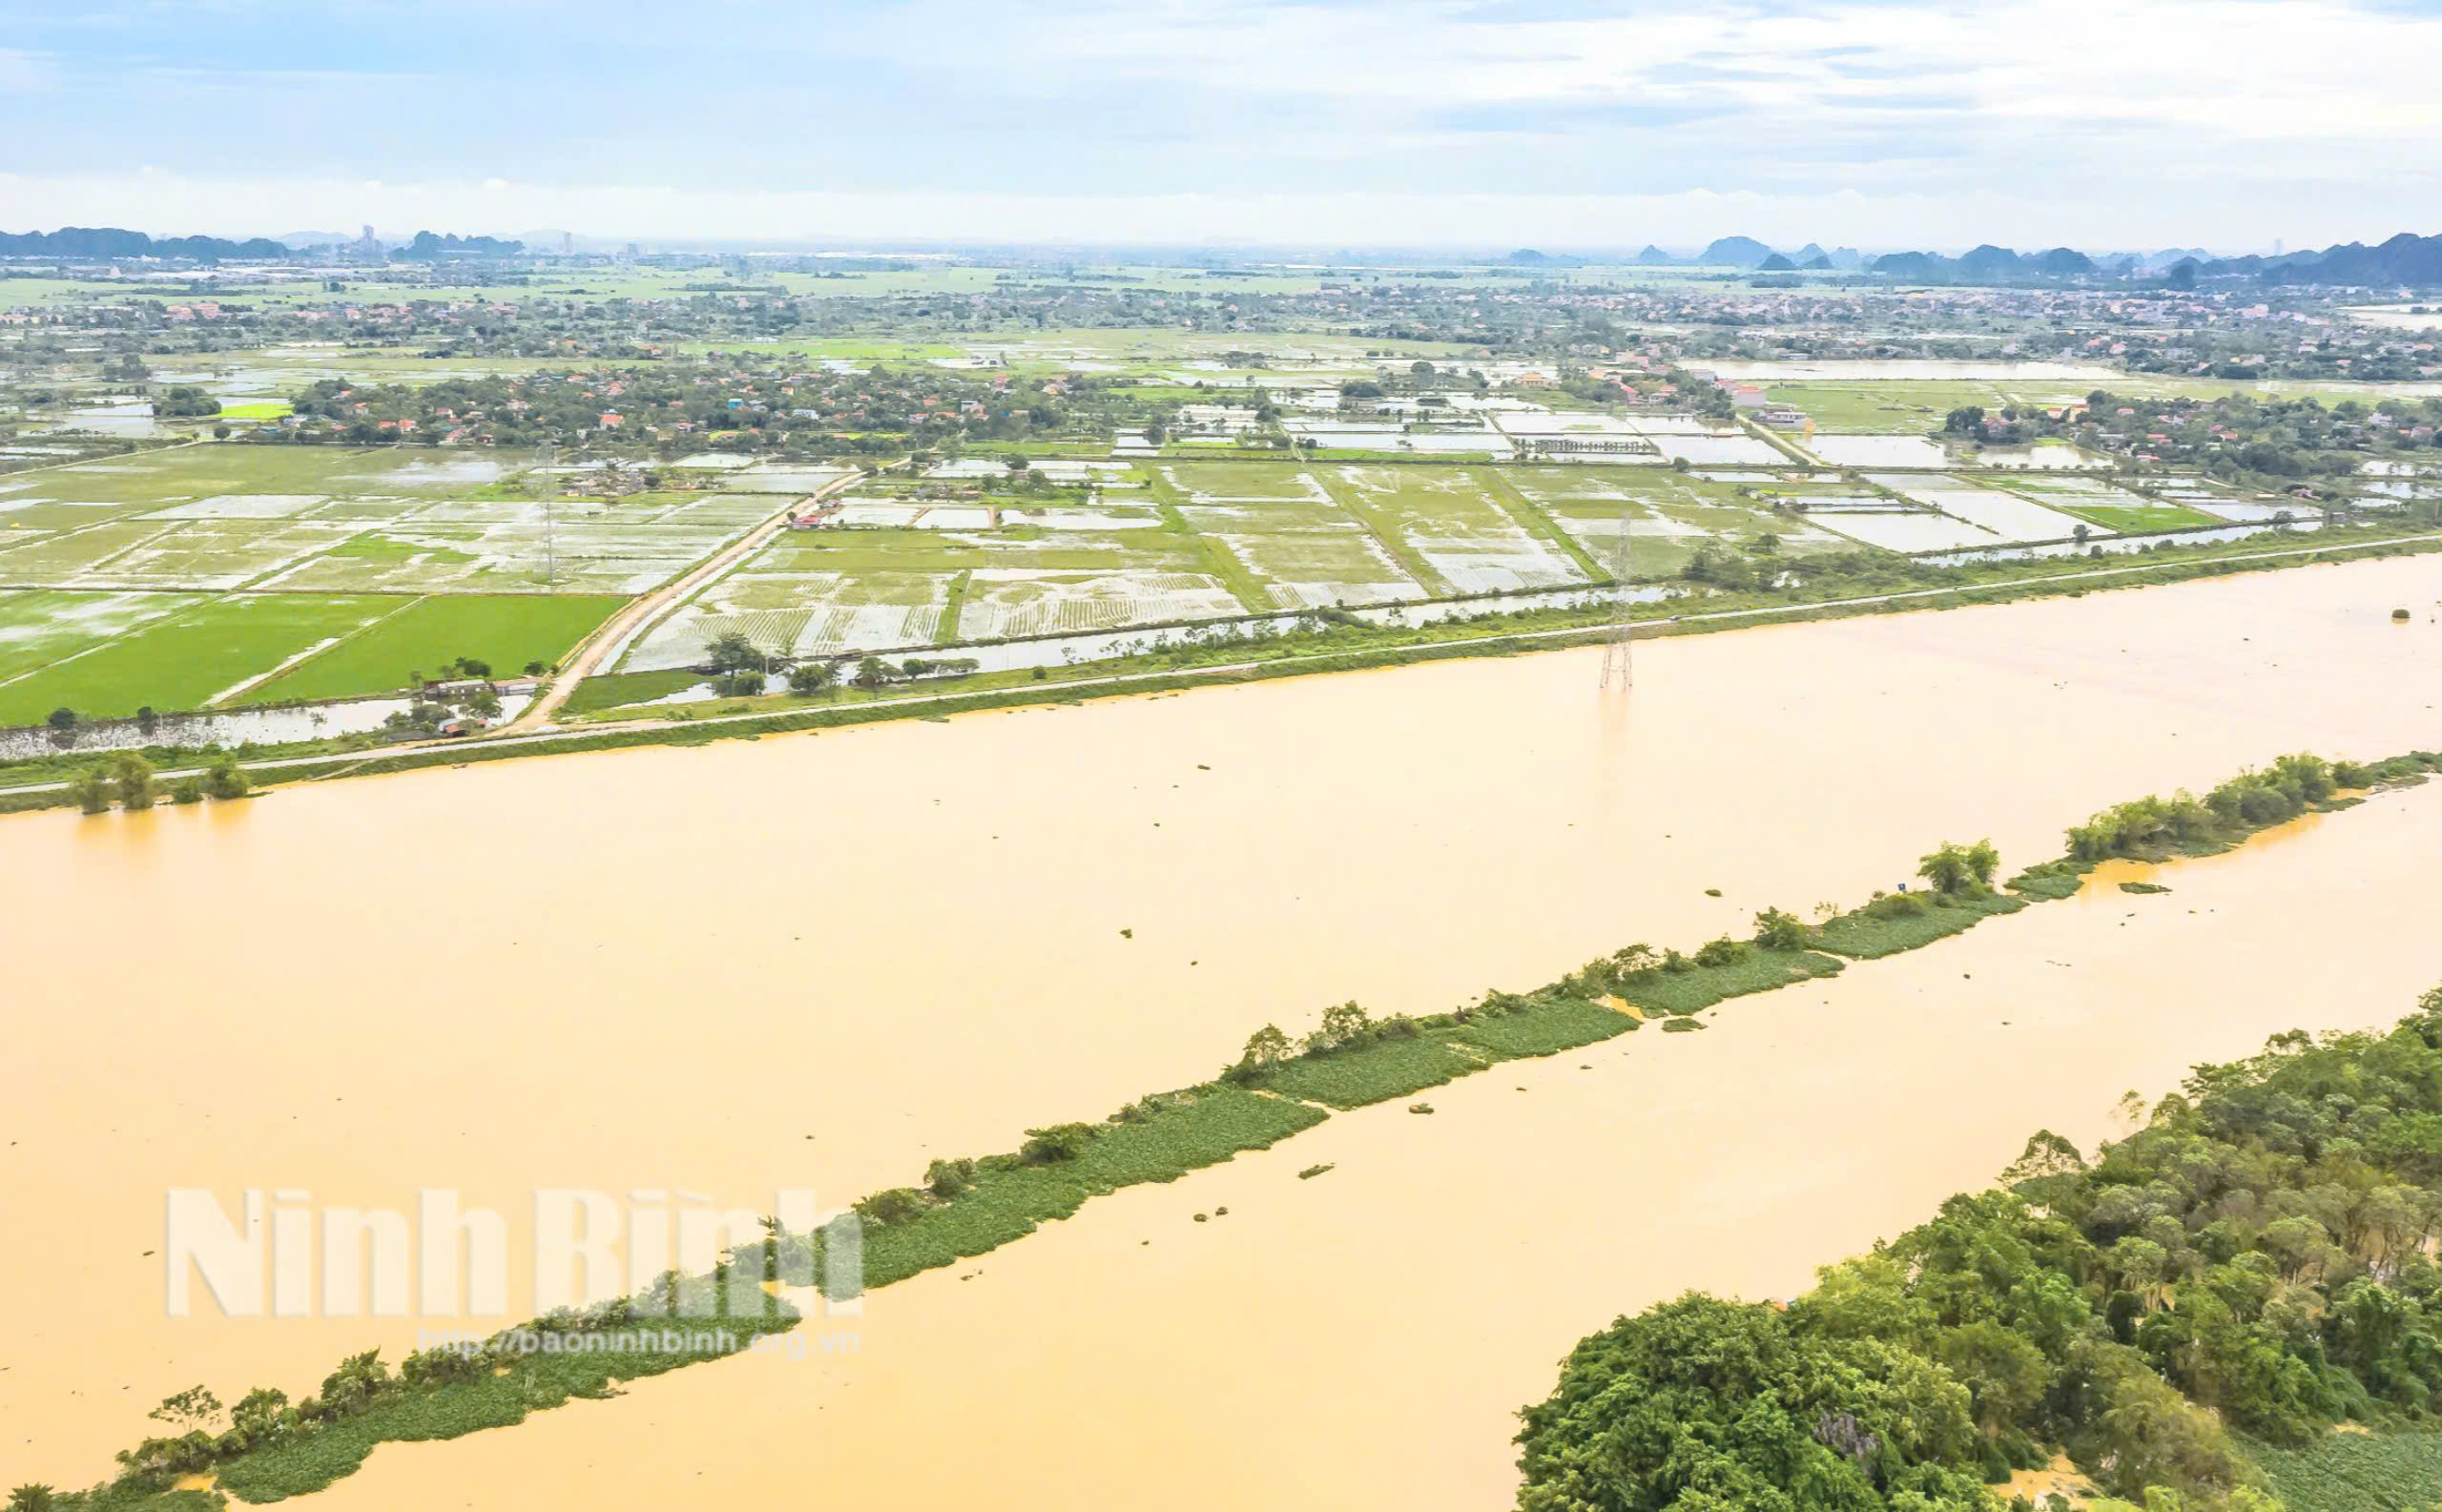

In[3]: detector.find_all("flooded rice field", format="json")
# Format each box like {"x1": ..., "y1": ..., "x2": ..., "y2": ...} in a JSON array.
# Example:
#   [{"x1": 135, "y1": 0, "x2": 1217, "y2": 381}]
[{"x1": 3, "y1": 551, "x2": 2441, "y2": 1487}]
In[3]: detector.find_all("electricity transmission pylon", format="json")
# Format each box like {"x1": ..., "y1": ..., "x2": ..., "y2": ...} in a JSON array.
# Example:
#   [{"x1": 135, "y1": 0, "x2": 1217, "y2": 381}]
[
  {"x1": 1599, "y1": 504, "x2": 1635, "y2": 691},
  {"x1": 535, "y1": 441, "x2": 558, "y2": 589}
]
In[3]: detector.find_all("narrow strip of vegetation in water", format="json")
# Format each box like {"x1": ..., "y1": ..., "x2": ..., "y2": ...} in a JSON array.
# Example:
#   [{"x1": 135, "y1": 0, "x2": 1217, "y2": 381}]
[
  {"x1": 25, "y1": 750, "x2": 2438, "y2": 1508},
  {"x1": 23, "y1": 1278, "x2": 795, "y2": 1509}
]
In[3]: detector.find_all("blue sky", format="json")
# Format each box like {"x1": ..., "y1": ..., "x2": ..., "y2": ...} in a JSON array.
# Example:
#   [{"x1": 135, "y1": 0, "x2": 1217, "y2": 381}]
[{"x1": 2, "y1": 0, "x2": 2437, "y2": 248}]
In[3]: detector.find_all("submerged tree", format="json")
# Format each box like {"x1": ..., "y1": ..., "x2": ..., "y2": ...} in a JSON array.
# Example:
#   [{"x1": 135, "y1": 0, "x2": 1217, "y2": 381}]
[
  {"x1": 111, "y1": 753, "x2": 158, "y2": 810},
  {"x1": 1238, "y1": 1024, "x2": 1291, "y2": 1070},
  {"x1": 1752, "y1": 906, "x2": 1811, "y2": 951},
  {"x1": 202, "y1": 758, "x2": 250, "y2": 801},
  {"x1": 68, "y1": 768, "x2": 114, "y2": 815},
  {"x1": 705, "y1": 631, "x2": 764, "y2": 676},
  {"x1": 1916, "y1": 839, "x2": 2000, "y2": 896},
  {"x1": 149, "y1": 1385, "x2": 222, "y2": 1431}
]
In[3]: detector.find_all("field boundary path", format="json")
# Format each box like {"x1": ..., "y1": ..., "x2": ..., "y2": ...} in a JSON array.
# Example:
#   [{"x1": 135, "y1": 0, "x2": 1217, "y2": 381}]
[{"x1": 493, "y1": 466, "x2": 872, "y2": 735}]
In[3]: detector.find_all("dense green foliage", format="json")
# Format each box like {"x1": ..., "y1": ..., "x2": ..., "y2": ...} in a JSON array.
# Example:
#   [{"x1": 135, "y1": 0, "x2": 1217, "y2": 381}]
[
  {"x1": 1517, "y1": 985, "x2": 2442, "y2": 1511},
  {"x1": 785, "y1": 1086, "x2": 1328, "y2": 1291},
  {"x1": 1814, "y1": 890, "x2": 2026, "y2": 960},
  {"x1": 73, "y1": 1281, "x2": 794, "y2": 1507},
  {"x1": 2064, "y1": 753, "x2": 2435, "y2": 864},
  {"x1": 2247, "y1": 1429, "x2": 2442, "y2": 1511}
]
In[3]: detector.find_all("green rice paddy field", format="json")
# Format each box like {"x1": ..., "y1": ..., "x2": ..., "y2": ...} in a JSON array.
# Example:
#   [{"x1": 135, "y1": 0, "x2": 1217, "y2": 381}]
[
  {"x1": 0, "y1": 593, "x2": 395, "y2": 724},
  {"x1": 237, "y1": 593, "x2": 622, "y2": 703},
  {"x1": 0, "y1": 588, "x2": 621, "y2": 723},
  {"x1": 2035, "y1": 499, "x2": 2221, "y2": 531}
]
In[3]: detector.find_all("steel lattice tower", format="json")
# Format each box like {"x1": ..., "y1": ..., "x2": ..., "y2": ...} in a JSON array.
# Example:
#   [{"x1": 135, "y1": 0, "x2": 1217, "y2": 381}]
[
  {"x1": 536, "y1": 441, "x2": 558, "y2": 590},
  {"x1": 1599, "y1": 504, "x2": 1635, "y2": 691}
]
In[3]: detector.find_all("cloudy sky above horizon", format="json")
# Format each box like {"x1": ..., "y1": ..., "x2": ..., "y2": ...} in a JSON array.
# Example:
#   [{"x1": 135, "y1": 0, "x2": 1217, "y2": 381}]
[{"x1": 3, "y1": 0, "x2": 2438, "y2": 250}]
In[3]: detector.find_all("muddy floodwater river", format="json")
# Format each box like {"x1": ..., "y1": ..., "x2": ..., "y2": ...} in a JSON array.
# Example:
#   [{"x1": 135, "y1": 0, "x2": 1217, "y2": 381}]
[
  {"x1": 3, "y1": 553, "x2": 2441, "y2": 1487},
  {"x1": 306, "y1": 782, "x2": 2442, "y2": 1512}
]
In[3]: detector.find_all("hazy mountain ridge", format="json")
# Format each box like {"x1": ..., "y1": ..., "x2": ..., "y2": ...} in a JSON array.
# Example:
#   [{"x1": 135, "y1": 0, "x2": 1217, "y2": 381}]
[
  {"x1": 0, "y1": 226, "x2": 293, "y2": 261},
  {"x1": 2197, "y1": 231, "x2": 2442, "y2": 284}
]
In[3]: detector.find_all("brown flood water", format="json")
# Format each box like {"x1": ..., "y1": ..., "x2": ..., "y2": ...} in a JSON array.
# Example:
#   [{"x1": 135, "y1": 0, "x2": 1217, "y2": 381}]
[
  {"x1": 2, "y1": 553, "x2": 2440, "y2": 1485},
  {"x1": 305, "y1": 780, "x2": 2442, "y2": 1512}
]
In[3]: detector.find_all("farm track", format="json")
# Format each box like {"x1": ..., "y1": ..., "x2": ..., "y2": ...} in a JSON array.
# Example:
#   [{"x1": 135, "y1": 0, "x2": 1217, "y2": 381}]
[{"x1": 490, "y1": 467, "x2": 872, "y2": 735}]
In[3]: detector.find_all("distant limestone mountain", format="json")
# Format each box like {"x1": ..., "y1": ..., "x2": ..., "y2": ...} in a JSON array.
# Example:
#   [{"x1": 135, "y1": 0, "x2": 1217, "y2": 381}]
[
  {"x1": 1866, "y1": 244, "x2": 2097, "y2": 282},
  {"x1": 397, "y1": 231, "x2": 526, "y2": 260},
  {"x1": 2144, "y1": 247, "x2": 2212, "y2": 272},
  {"x1": 1634, "y1": 244, "x2": 1675, "y2": 265},
  {"x1": 1801, "y1": 254, "x2": 1835, "y2": 272},
  {"x1": 1867, "y1": 249, "x2": 1950, "y2": 279},
  {"x1": 1507, "y1": 247, "x2": 1552, "y2": 264},
  {"x1": 0, "y1": 226, "x2": 291, "y2": 261},
  {"x1": 1792, "y1": 242, "x2": 1828, "y2": 264},
  {"x1": 1955, "y1": 244, "x2": 2023, "y2": 279},
  {"x1": 2199, "y1": 232, "x2": 2442, "y2": 285},
  {"x1": 1700, "y1": 236, "x2": 1775, "y2": 268},
  {"x1": 1757, "y1": 253, "x2": 1797, "y2": 272},
  {"x1": 1828, "y1": 247, "x2": 1863, "y2": 270}
]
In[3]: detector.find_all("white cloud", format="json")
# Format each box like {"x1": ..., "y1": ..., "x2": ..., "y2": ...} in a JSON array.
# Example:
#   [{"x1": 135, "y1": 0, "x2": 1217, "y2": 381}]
[{"x1": 8, "y1": 0, "x2": 2441, "y2": 244}]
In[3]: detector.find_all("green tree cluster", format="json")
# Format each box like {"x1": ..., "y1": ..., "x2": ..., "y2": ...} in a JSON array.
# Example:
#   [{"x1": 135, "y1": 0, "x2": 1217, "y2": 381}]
[{"x1": 1517, "y1": 984, "x2": 2442, "y2": 1511}]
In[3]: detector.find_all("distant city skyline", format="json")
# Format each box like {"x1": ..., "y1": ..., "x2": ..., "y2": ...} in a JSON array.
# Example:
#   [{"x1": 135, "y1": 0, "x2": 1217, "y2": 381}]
[{"x1": 4, "y1": 0, "x2": 2437, "y2": 248}]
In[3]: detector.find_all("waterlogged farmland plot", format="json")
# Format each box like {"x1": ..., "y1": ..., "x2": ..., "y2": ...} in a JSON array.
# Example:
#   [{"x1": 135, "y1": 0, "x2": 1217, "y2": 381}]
[
  {"x1": 625, "y1": 507, "x2": 1247, "y2": 665},
  {"x1": 1328, "y1": 466, "x2": 1589, "y2": 594},
  {"x1": 620, "y1": 527, "x2": 969, "y2": 668},
  {"x1": 0, "y1": 590, "x2": 200, "y2": 681},
  {"x1": 74, "y1": 520, "x2": 365, "y2": 590},
  {"x1": 628, "y1": 568, "x2": 949, "y2": 668},
  {"x1": 6, "y1": 444, "x2": 526, "y2": 511},
  {"x1": 0, "y1": 520, "x2": 182, "y2": 582},
  {"x1": 1806, "y1": 509, "x2": 2001, "y2": 553},
  {"x1": 969, "y1": 517, "x2": 1246, "y2": 635},
  {"x1": 957, "y1": 569, "x2": 1244, "y2": 639},
  {"x1": 1506, "y1": 466, "x2": 1843, "y2": 575},
  {"x1": 721, "y1": 465, "x2": 854, "y2": 495},
  {"x1": 264, "y1": 499, "x2": 748, "y2": 595},
  {"x1": 1162, "y1": 463, "x2": 1423, "y2": 609},
  {"x1": 2002, "y1": 474, "x2": 2230, "y2": 533},
  {"x1": 1808, "y1": 434, "x2": 1951, "y2": 468},
  {"x1": 1866, "y1": 475, "x2": 2100, "y2": 543},
  {"x1": 145, "y1": 493, "x2": 330, "y2": 520}
]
